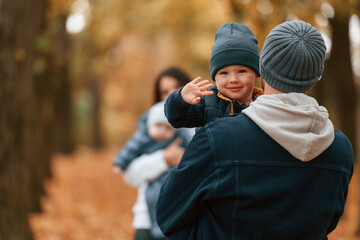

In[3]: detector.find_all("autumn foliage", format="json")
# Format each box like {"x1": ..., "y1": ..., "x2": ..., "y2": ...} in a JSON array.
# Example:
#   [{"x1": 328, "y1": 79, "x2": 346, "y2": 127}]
[{"x1": 1, "y1": 0, "x2": 360, "y2": 239}]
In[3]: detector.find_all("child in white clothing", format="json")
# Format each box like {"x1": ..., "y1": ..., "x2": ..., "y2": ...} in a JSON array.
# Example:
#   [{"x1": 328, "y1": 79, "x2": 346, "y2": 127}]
[{"x1": 121, "y1": 102, "x2": 192, "y2": 240}]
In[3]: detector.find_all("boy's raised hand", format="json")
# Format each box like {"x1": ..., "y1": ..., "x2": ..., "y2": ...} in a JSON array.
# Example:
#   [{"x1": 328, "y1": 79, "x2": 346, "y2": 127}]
[{"x1": 181, "y1": 77, "x2": 214, "y2": 104}]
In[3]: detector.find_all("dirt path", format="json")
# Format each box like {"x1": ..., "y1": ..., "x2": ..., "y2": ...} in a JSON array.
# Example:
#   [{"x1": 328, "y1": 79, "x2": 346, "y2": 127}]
[
  {"x1": 30, "y1": 148, "x2": 137, "y2": 240},
  {"x1": 30, "y1": 148, "x2": 360, "y2": 240}
]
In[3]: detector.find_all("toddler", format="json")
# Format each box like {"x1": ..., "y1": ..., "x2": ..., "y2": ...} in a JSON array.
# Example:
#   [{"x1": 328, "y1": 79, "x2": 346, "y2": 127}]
[
  {"x1": 147, "y1": 101, "x2": 175, "y2": 141},
  {"x1": 114, "y1": 101, "x2": 192, "y2": 239},
  {"x1": 113, "y1": 101, "x2": 191, "y2": 172},
  {"x1": 165, "y1": 22, "x2": 263, "y2": 128}
]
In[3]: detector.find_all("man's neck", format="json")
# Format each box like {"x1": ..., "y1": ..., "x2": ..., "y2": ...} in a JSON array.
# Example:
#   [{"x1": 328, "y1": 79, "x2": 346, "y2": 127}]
[{"x1": 262, "y1": 80, "x2": 308, "y2": 95}]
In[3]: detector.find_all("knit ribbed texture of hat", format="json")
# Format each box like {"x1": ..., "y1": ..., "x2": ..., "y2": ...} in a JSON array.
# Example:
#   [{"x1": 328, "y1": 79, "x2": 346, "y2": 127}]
[
  {"x1": 209, "y1": 22, "x2": 260, "y2": 81},
  {"x1": 260, "y1": 20, "x2": 327, "y2": 93}
]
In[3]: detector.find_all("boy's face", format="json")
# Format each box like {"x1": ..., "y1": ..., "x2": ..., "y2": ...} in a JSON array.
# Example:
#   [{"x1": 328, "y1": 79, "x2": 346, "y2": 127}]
[
  {"x1": 214, "y1": 65, "x2": 257, "y2": 104},
  {"x1": 148, "y1": 123, "x2": 175, "y2": 141}
]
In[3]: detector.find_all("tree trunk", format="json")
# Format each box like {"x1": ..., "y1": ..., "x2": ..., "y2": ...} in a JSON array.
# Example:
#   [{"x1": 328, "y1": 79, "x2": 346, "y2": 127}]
[
  {"x1": 88, "y1": 75, "x2": 103, "y2": 148},
  {"x1": 0, "y1": 0, "x2": 46, "y2": 239},
  {"x1": 81, "y1": 35, "x2": 103, "y2": 149},
  {"x1": 321, "y1": 9, "x2": 359, "y2": 234},
  {"x1": 327, "y1": 13, "x2": 357, "y2": 152},
  {"x1": 52, "y1": 14, "x2": 76, "y2": 154}
]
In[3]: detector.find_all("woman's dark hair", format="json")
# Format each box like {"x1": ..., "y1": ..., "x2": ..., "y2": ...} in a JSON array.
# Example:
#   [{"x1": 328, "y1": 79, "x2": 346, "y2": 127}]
[{"x1": 154, "y1": 67, "x2": 191, "y2": 103}]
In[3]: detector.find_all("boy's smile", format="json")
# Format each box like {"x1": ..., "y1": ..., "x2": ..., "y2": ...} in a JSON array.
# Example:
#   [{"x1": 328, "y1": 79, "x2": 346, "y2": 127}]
[
  {"x1": 214, "y1": 65, "x2": 257, "y2": 105},
  {"x1": 228, "y1": 87, "x2": 242, "y2": 92}
]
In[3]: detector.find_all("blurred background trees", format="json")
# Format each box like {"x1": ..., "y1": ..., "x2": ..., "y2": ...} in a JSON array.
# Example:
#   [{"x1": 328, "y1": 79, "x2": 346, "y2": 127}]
[
  {"x1": 0, "y1": 0, "x2": 48, "y2": 239},
  {"x1": 1, "y1": 0, "x2": 359, "y2": 239}
]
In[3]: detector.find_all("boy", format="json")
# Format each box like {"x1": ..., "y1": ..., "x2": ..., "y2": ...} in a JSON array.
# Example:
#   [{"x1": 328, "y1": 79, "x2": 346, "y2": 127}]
[{"x1": 165, "y1": 22, "x2": 263, "y2": 128}]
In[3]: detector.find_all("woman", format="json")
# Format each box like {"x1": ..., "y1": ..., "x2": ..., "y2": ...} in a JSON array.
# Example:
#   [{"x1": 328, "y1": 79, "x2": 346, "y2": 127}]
[{"x1": 113, "y1": 67, "x2": 193, "y2": 240}]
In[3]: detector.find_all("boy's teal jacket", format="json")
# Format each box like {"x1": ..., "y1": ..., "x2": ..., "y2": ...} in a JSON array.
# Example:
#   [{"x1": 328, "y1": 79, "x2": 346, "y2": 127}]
[
  {"x1": 155, "y1": 114, "x2": 353, "y2": 239},
  {"x1": 164, "y1": 86, "x2": 249, "y2": 128}
]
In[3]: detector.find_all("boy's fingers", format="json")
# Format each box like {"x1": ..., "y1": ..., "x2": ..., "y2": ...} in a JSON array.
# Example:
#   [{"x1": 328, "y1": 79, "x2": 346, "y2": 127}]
[
  {"x1": 196, "y1": 79, "x2": 210, "y2": 87},
  {"x1": 191, "y1": 97, "x2": 201, "y2": 104},
  {"x1": 199, "y1": 83, "x2": 214, "y2": 91},
  {"x1": 200, "y1": 91, "x2": 214, "y2": 96},
  {"x1": 191, "y1": 77, "x2": 202, "y2": 84}
]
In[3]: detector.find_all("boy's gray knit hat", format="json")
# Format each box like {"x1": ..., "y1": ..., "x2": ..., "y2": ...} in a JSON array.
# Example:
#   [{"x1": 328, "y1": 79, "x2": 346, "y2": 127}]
[
  {"x1": 209, "y1": 22, "x2": 260, "y2": 80},
  {"x1": 260, "y1": 20, "x2": 327, "y2": 93}
]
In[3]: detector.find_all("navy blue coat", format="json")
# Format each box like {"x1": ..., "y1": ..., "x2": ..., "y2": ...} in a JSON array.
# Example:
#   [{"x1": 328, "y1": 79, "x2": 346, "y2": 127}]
[{"x1": 156, "y1": 114, "x2": 353, "y2": 240}]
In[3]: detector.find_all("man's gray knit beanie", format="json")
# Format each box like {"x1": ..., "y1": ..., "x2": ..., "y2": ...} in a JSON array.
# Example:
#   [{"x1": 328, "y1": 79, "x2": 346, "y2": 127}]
[
  {"x1": 260, "y1": 20, "x2": 327, "y2": 93},
  {"x1": 209, "y1": 22, "x2": 260, "y2": 81}
]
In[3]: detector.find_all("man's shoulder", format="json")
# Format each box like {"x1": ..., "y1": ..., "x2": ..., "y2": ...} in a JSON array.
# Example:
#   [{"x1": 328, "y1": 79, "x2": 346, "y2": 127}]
[
  {"x1": 333, "y1": 130, "x2": 354, "y2": 161},
  {"x1": 204, "y1": 114, "x2": 259, "y2": 138},
  {"x1": 206, "y1": 114, "x2": 253, "y2": 127},
  {"x1": 314, "y1": 129, "x2": 353, "y2": 175},
  {"x1": 334, "y1": 129, "x2": 352, "y2": 143}
]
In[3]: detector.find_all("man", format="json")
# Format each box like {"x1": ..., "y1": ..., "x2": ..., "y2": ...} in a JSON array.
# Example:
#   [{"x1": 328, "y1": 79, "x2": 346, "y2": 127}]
[{"x1": 156, "y1": 20, "x2": 353, "y2": 240}]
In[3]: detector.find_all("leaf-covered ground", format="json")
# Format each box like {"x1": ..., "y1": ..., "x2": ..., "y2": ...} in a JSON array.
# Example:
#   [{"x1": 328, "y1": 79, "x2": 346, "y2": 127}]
[{"x1": 29, "y1": 148, "x2": 359, "y2": 240}]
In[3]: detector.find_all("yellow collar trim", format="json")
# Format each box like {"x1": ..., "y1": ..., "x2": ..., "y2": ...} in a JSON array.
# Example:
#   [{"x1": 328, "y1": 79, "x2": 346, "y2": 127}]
[
  {"x1": 216, "y1": 86, "x2": 264, "y2": 115},
  {"x1": 217, "y1": 92, "x2": 234, "y2": 114}
]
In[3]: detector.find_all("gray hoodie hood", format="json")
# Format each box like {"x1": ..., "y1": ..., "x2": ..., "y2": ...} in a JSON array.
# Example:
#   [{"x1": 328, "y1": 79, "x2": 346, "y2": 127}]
[{"x1": 243, "y1": 93, "x2": 334, "y2": 162}]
